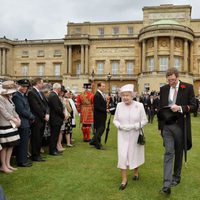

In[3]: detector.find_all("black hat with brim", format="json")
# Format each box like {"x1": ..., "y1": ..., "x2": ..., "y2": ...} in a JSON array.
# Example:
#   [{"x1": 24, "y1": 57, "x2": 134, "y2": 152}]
[{"x1": 17, "y1": 79, "x2": 31, "y2": 87}]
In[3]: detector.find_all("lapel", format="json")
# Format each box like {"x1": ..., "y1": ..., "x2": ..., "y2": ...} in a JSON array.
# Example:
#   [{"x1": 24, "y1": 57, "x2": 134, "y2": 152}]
[
  {"x1": 176, "y1": 81, "x2": 184, "y2": 104},
  {"x1": 163, "y1": 85, "x2": 170, "y2": 106}
]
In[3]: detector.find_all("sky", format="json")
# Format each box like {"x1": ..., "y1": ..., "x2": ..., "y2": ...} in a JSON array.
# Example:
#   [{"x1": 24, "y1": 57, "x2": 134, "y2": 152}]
[{"x1": 0, "y1": 0, "x2": 200, "y2": 40}]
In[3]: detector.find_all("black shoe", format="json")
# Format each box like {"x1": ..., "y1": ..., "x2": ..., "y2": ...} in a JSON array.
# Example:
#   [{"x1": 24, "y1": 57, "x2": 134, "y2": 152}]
[
  {"x1": 171, "y1": 180, "x2": 180, "y2": 187},
  {"x1": 132, "y1": 175, "x2": 139, "y2": 181},
  {"x1": 119, "y1": 182, "x2": 127, "y2": 190},
  {"x1": 89, "y1": 139, "x2": 96, "y2": 146},
  {"x1": 49, "y1": 151, "x2": 61, "y2": 156},
  {"x1": 32, "y1": 157, "x2": 46, "y2": 162},
  {"x1": 159, "y1": 187, "x2": 171, "y2": 196},
  {"x1": 17, "y1": 161, "x2": 32, "y2": 167}
]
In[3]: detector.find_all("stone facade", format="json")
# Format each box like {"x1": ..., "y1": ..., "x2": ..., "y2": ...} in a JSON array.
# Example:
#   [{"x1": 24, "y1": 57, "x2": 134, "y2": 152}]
[{"x1": 1, "y1": 4, "x2": 200, "y2": 95}]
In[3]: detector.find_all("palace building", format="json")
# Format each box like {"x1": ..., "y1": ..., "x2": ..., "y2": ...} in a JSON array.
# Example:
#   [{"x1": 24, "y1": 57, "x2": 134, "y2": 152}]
[{"x1": 1, "y1": 4, "x2": 200, "y2": 94}]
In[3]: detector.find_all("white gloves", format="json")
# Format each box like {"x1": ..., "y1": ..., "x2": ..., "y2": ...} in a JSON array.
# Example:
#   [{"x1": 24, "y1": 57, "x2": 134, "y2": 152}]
[{"x1": 119, "y1": 123, "x2": 140, "y2": 131}]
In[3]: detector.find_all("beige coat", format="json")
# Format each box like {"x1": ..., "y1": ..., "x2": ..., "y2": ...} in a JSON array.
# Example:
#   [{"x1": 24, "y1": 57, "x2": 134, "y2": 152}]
[{"x1": 0, "y1": 95, "x2": 19, "y2": 127}]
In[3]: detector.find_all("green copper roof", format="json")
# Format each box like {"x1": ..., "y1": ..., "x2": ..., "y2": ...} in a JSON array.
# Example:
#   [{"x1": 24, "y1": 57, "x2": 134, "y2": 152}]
[{"x1": 152, "y1": 19, "x2": 180, "y2": 25}]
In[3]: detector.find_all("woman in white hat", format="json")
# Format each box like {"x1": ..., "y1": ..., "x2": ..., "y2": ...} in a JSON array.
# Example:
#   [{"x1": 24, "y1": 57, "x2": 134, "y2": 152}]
[
  {"x1": 0, "y1": 81, "x2": 21, "y2": 173},
  {"x1": 113, "y1": 84, "x2": 148, "y2": 190}
]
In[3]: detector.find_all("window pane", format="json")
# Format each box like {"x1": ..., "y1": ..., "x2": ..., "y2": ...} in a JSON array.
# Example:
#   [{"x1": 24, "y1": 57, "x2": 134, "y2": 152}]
[
  {"x1": 76, "y1": 63, "x2": 81, "y2": 75},
  {"x1": 112, "y1": 62, "x2": 119, "y2": 74},
  {"x1": 112, "y1": 27, "x2": 119, "y2": 35},
  {"x1": 98, "y1": 28, "x2": 104, "y2": 36},
  {"x1": 54, "y1": 64, "x2": 61, "y2": 76},
  {"x1": 159, "y1": 57, "x2": 168, "y2": 71},
  {"x1": 21, "y1": 65, "x2": 29, "y2": 76},
  {"x1": 174, "y1": 57, "x2": 181, "y2": 70},
  {"x1": 126, "y1": 61, "x2": 134, "y2": 74},
  {"x1": 97, "y1": 62, "x2": 104, "y2": 74},
  {"x1": 148, "y1": 57, "x2": 154, "y2": 71},
  {"x1": 37, "y1": 64, "x2": 45, "y2": 76},
  {"x1": 128, "y1": 27, "x2": 133, "y2": 34}
]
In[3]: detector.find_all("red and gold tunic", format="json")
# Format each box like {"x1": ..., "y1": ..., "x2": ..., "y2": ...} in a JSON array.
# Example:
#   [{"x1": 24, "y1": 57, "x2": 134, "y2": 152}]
[{"x1": 76, "y1": 90, "x2": 94, "y2": 124}]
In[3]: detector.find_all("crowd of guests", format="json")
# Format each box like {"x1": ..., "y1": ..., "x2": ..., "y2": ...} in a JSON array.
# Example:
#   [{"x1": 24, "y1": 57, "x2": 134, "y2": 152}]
[
  {"x1": 0, "y1": 67, "x2": 199, "y2": 197},
  {"x1": 0, "y1": 78, "x2": 78, "y2": 172}
]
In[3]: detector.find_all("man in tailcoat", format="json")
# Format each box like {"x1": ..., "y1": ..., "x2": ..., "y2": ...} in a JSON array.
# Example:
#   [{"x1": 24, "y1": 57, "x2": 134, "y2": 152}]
[
  {"x1": 48, "y1": 83, "x2": 65, "y2": 156},
  {"x1": 12, "y1": 79, "x2": 35, "y2": 167},
  {"x1": 147, "y1": 95, "x2": 157, "y2": 123},
  {"x1": 93, "y1": 82, "x2": 109, "y2": 150},
  {"x1": 158, "y1": 68, "x2": 196, "y2": 196},
  {"x1": 28, "y1": 78, "x2": 49, "y2": 162}
]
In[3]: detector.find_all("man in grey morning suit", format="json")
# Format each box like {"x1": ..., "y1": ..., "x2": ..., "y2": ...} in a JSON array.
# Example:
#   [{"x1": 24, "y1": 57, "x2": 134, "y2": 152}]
[{"x1": 158, "y1": 68, "x2": 196, "y2": 196}]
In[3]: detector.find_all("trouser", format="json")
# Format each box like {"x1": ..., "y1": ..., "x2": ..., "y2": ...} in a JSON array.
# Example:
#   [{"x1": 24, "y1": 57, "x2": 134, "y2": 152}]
[
  {"x1": 162, "y1": 123, "x2": 183, "y2": 188},
  {"x1": 94, "y1": 124, "x2": 106, "y2": 148},
  {"x1": 81, "y1": 125, "x2": 91, "y2": 141},
  {"x1": 30, "y1": 120, "x2": 45, "y2": 159},
  {"x1": 16, "y1": 127, "x2": 30, "y2": 164},
  {"x1": 49, "y1": 125, "x2": 62, "y2": 154}
]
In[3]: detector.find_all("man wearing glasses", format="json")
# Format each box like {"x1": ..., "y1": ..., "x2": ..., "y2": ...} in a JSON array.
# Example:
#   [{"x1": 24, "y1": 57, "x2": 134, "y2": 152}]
[{"x1": 158, "y1": 68, "x2": 196, "y2": 196}]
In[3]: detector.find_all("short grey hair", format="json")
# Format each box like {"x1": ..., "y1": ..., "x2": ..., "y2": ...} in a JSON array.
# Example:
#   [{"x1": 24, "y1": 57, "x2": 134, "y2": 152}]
[{"x1": 52, "y1": 83, "x2": 61, "y2": 90}]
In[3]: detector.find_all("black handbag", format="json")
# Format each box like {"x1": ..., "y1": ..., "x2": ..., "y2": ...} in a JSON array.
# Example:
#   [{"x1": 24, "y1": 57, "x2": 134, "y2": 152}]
[{"x1": 137, "y1": 124, "x2": 145, "y2": 145}]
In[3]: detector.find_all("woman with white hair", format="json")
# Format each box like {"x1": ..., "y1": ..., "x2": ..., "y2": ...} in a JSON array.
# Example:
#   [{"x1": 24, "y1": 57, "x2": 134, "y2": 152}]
[
  {"x1": 0, "y1": 81, "x2": 21, "y2": 173},
  {"x1": 113, "y1": 84, "x2": 148, "y2": 190}
]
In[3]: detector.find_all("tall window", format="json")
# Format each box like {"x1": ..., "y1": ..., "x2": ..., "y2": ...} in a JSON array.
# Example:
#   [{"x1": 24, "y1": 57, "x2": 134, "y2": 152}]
[
  {"x1": 148, "y1": 57, "x2": 154, "y2": 71},
  {"x1": 126, "y1": 61, "x2": 134, "y2": 74},
  {"x1": 97, "y1": 62, "x2": 104, "y2": 74},
  {"x1": 76, "y1": 63, "x2": 81, "y2": 75},
  {"x1": 54, "y1": 64, "x2": 61, "y2": 76},
  {"x1": 75, "y1": 27, "x2": 81, "y2": 34},
  {"x1": 21, "y1": 64, "x2": 29, "y2": 76},
  {"x1": 111, "y1": 85, "x2": 117, "y2": 94},
  {"x1": 174, "y1": 56, "x2": 181, "y2": 71},
  {"x1": 127, "y1": 27, "x2": 133, "y2": 35},
  {"x1": 111, "y1": 61, "x2": 119, "y2": 75},
  {"x1": 98, "y1": 27, "x2": 104, "y2": 37},
  {"x1": 112, "y1": 27, "x2": 119, "y2": 35},
  {"x1": 159, "y1": 57, "x2": 168, "y2": 71},
  {"x1": 37, "y1": 64, "x2": 45, "y2": 76}
]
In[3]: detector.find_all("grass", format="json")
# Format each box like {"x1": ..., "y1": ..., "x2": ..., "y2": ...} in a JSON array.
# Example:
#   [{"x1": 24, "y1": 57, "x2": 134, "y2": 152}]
[{"x1": 0, "y1": 116, "x2": 200, "y2": 200}]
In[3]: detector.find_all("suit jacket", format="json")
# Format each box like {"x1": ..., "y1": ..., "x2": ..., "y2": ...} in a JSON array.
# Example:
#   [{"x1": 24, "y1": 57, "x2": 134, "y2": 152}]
[
  {"x1": 93, "y1": 91, "x2": 107, "y2": 128},
  {"x1": 48, "y1": 91, "x2": 64, "y2": 127},
  {"x1": 27, "y1": 87, "x2": 49, "y2": 123},
  {"x1": 158, "y1": 81, "x2": 196, "y2": 150},
  {"x1": 12, "y1": 91, "x2": 35, "y2": 128}
]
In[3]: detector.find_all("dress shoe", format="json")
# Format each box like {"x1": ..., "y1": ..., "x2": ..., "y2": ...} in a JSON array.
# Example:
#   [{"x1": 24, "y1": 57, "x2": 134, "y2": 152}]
[
  {"x1": 132, "y1": 175, "x2": 139, "y2": 181},
  {"x1": 159, "y1": 187, "x2": 171, "y2": 196},
  {"x1": 119, "y1": 182, "x2": 127, "y2": 190},
  {"x1": 18, "y1": 162, "x2": 32, "y2": 167},
  {"x1": 49, "y1": 151, "x2": 61, "y2": 156},
  {"x1": 32, "y1": 157, "x2": 46, "y2": 162},
  {"x1": 171, "y1": 180, "x2": 180, "y2": 187}
]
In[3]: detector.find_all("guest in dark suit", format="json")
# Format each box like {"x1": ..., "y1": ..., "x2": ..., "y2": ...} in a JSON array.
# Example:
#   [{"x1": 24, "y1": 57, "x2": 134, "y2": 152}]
[
  {"x1": 48, "y1": 83, "x2": 65, "y2": 156},
  {"x1": 12, "y1": 79, "x2": 35, "y2": 167},
  {"x1": 158, "y1": 68, "x2": 196, "y2": 196},
  {"x1": 147, "y1": 95, "x2": 157, "y2": 123},
  {"x1": 28, "y1": 78, "x2": 49, "y2": 162},
  {"x1": 93, "y1": 82, "x2": 108, "y2": 150}
]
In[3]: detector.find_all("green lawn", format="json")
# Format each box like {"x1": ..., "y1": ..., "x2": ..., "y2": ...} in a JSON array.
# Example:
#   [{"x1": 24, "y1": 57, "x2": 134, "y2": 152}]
[{"x1": 1, "y1": 116, "x2": 200, "y2": 200}]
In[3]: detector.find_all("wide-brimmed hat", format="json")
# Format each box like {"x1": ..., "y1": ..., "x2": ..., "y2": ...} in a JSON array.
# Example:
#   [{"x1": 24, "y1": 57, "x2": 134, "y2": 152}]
[
  {"x1": 119, "y1": 84, "x2": 134, "y2": 95},
  {"x1": 0, "y1": 80, "x2": 17, "y2": 95},
  {"x1": 17, "y1": 79, "x2": 31, "y2": 87}
]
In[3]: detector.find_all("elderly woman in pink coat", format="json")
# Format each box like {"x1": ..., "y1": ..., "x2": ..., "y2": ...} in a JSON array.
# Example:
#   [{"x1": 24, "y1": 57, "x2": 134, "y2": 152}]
[{"x1": 113, "y1": 84, "x2": 148, "y2": 190}]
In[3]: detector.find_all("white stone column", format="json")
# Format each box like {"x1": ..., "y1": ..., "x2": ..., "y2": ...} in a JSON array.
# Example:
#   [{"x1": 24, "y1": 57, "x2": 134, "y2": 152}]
[
  {"x1": 0, "y1": 48, "x2": 2, "y2": 75},
  {"x1": 85, "y1": 45, "x2": 89, "y2": 74},
  {"x1": 184, "y1": 39, "x2": 188, "y2": 72},
  {"x1": 2, "y1": 48, "x2": 6, "y2": 75},
  {"x1": 65, "y1": 46, "x2": 68, "y2": 74},
  {"x1": 190, "y1": 42, "x2": 193, "y2": 73},
  {"x1": 142, "y1": 40, "x2": 146, "y2": 73},
  {"x1": 81, "y1": 45, "x2": 84, "y2": 74},
  {"x1": 170, "y1": 36, "x2": 174, "y2": 68},
  {"x1": 154, "y1": 37, "x2": 158, "y2": 71},
  {"x1": 68, "y1": 45, "x2": 72, "y2": 74}
]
